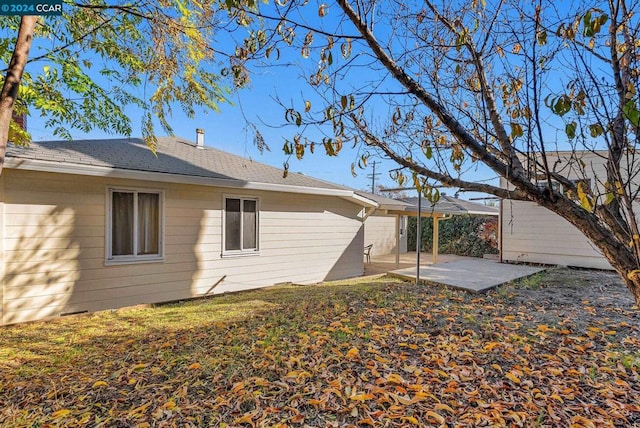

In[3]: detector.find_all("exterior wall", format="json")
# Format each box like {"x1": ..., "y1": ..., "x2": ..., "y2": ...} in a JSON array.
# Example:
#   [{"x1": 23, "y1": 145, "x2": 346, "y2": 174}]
[
  {"x1": 364, "y1": 214, "x2": 408, "y2": 256},
  {"x1": 501, "y1": 199, "x2": 612, "y2": 269},
  {"x1": 0, "y1": 173, "x2": 4, "y2": 324},
  {"x1": 500, "y1": 152, "x2": 613, "y2": 269},
  {"x1": 1, "y1": 169, "x2": 365, "y2": 325}
]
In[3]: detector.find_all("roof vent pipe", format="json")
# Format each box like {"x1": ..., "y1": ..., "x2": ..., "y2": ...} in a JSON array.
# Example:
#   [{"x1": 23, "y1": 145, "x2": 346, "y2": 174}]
[{"x1": 196, "y1": 128, "x2": 205, "y2": 149}]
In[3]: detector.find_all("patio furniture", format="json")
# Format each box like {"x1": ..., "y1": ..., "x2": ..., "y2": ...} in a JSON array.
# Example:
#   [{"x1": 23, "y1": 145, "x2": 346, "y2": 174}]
[{"x1": 364, "y1": 244, "x2": 373, "y2": 263}]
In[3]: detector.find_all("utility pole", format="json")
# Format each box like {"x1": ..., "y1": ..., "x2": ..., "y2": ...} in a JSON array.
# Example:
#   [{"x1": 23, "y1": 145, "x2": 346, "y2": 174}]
[{"x1": 367, "y1": 161, "x2": 381, "y2": 193}]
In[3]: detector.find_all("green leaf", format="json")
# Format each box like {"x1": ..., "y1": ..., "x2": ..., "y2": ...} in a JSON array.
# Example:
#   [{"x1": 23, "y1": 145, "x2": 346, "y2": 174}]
[
  {"x1": 323, "y1": 138, "x2": 336, "y2": 156},
  {"x1": 554, "y1": 96, "x2": 571, "y2": 116},
  {"x1": 283, "y1": 140, "x2": 293, "y2": 155},
  {"x1": 536, "y1": 30, "x2": 547, "y2": 45},
  {"x1": 565, "y1": 122, "x2": 577, "y2": 139},
  {"x1": 589, "y1": 123, "x2": 604, "y2": 137},
  {"x1": 424, "y1": 145, "x2": 432, "y2": 159},
  {"x1": 623, "y1": 100, "x2": 640, "y2": 127},
  {"x1": 604, "y1": 192, "x2": 615, "y2": 205}
]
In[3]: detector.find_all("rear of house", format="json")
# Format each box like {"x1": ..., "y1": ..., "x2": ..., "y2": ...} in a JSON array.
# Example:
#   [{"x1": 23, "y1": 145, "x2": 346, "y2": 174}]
[
  {"x1": 500, "y1": 151, "x2": 613, "y2": 269},
  {"x1": 0, "y1": 137, "x2": 375, "y2": 325},
  {"x1": 363, "y1": 213, "x2": 407, "y2": 256},
  {"x1": 361, "y1": 193, "x2": 410, "y2": 257}
]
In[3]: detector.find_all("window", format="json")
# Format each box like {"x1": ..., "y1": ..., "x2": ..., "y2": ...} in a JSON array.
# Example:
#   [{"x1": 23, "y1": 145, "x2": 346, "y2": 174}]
[
  {"x1": 107, "y1": 188, "x2": 163, "y2": 263},
  {"x1": 224, "y1": 196, "x2": 259, "y2": 254}
]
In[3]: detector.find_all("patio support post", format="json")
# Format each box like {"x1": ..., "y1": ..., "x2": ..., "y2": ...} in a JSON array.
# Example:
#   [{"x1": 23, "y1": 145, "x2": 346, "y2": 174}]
[
  {"x1": 416, "y1": 190, "x2": 422, "y2": 285},
  {"x1": 395, "y1": 215, "x2": 400, "y2": 268},
  {"x1": 433, "y1": 215, "x2": 439, "y2": 265}
]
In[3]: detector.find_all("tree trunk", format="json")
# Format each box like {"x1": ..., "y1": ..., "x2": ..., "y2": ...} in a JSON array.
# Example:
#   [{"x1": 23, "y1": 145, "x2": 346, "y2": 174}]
[
  {"x1": 0, "y1": 16, "x2": 38, "y2": 176},
  {"x1": 537, "y1": 195, "x2": 640, "y2": 305},
  {"x1": 624, "y1": 271, "x2": 640, "y2": 305}
]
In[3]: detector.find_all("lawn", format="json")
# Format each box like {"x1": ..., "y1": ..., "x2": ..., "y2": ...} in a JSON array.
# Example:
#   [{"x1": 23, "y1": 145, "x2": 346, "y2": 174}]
[{"x1": 1, "y1": 268, "x2": 639, "y2": 427}]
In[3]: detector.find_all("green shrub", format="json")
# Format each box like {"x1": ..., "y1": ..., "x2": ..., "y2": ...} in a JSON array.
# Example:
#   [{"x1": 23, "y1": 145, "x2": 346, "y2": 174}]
[{"x1": 407, "y1": 215, "x2": 498, "y2": 257}]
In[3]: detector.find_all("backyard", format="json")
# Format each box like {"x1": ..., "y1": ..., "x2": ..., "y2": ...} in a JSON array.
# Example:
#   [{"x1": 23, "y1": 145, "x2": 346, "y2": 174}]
[{"x1": 0, "y1": 268, "x2": 638, "y2": 427}]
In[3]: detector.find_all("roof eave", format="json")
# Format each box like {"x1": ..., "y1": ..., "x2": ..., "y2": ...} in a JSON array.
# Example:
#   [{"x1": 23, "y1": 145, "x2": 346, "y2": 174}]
[
  {"x1": 5, "y1": 158, "x2": 376, "y2": 205},
  {"x1": 346, "y1": 192, "x2": 379, "y2": 208},
  {"x1": 464, "y1": 210, "x2": 499, "y2": 216}
]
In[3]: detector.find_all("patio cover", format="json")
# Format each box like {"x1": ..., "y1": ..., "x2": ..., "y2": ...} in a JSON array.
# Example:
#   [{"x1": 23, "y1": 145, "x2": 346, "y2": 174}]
[
  {"x1": 396, "y1": 195, "x2": 499, "y2": 217},
  {"x1": 374, "y1": 194, "x2": 499, "y2": 270}
]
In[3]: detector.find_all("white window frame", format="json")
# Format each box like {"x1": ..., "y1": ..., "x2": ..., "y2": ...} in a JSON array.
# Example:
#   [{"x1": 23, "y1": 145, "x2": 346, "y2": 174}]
[
  {"x1": 222, "y1": 194, "x2": 260, "y2": 257},
  {"x1": 105, "y1": 187, "x2": 164, "y2": 265}
]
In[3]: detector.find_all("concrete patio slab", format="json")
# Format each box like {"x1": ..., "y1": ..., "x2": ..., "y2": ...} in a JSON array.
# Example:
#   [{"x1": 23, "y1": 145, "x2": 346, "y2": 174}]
[{"x1": 388, "y1": 259, "x2": 545, "y2": 292}]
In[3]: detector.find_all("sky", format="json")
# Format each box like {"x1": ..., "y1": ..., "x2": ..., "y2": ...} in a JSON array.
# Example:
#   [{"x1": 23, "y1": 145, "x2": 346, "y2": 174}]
[
  {"x1": 24, "y1": 62, "x2": 424, "y2": 194},
  {"x1": 20, "y1": 2, "x2": 503, "y2": 199}
]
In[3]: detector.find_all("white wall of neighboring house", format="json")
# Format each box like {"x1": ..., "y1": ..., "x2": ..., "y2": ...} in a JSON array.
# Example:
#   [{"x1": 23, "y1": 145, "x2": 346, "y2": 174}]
[
  {"x1": 364, "y1": 213, "x2": 408, "y2": 256},
  {"x1": 501, "y1": 199, "x2": 613, "y2": 269},
  {"x1": 0, "y1": 169, "x2": 366, "y2": 325},
  {"x1": 500, "y1": 151, "x2": 614, "y2": 270}
]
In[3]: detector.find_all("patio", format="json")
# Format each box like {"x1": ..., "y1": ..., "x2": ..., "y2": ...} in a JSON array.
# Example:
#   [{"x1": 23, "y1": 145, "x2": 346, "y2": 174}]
[{"x1": 365, "y1": 252, "x2": 545, "y2": 292}]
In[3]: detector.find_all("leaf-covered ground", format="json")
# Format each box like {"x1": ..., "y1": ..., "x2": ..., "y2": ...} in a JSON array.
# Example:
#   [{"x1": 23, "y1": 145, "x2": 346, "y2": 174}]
[{"x1": 1, "y1": 267, "x2": 639, "y2": 427}]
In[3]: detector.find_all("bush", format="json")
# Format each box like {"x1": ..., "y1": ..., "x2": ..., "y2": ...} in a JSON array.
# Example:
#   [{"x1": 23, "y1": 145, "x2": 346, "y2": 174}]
[{"x1": 407, "y1": 215, "x2": 498, "y2": 257}]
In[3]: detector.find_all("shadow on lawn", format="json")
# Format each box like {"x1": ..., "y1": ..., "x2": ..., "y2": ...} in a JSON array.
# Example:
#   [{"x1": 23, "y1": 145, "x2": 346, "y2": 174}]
[{"x1": 0, "y1": 276, "x2": 400, "y2": 369}]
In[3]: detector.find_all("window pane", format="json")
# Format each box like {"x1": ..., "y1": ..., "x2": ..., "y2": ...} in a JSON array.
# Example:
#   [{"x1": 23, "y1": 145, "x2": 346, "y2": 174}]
[
  {"x1": 243, "y1": 200, "x2": 257, "y2": 249},
  {"x1": 225, "y1": 198, "x2": 241, "y2": 251},
  {"x1": 137, "y1": 193, "x2": 160, "y2": 255},
  {"x1": 112, "y1": 192, "x2": 134, "y2": 256}
]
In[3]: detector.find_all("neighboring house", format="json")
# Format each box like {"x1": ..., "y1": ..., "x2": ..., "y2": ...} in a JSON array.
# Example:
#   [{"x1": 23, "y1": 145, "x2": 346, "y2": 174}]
[
  {"x1": 0, "y1": 135, "x2": 381, "y2": 325},
  {"x1": 500, "y1": 151, "x2": 613, "y2": 269}
]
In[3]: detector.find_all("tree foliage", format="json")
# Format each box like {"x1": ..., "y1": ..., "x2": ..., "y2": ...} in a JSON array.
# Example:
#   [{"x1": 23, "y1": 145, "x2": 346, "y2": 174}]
[
  {"x1": 407, "y1": 215, "x2": 498, "y2": 257},
  {"x1": 223, "y1": 0, "x2": 640, "y2": 304},
  {"x1": 0, "y1": 0, "x2": 250, "y2": 171}
]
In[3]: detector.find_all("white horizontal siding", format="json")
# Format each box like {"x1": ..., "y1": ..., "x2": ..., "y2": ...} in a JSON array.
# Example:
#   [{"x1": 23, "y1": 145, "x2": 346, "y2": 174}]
[
  {"x1": 501, "y1": 198, "x2": 612, "y2": 269},
  {"x1": 1, "y1": 169, "x2": 364, "y2": 325},
  {"x1": 0, "y1": 173, "x2": 4, "y2": 325},
  {"x1": 364, "y1": 214, "x2": 407, "y2": 256}
]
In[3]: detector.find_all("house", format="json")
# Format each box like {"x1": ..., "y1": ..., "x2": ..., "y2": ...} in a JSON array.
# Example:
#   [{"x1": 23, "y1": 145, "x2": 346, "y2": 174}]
[
  {"x1": 500, "y1": 151, "x2": 613, "y2": 269},
  {"x1": 0, "y1": 134, "x2": 383, "y2": 325},
  {"x1": 362, "y1": 193, "x2": 410, "y2": 257}
]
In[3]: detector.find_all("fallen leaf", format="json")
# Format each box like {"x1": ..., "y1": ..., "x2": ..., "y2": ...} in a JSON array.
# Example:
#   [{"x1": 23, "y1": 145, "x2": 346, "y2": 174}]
[
  {"x1": 346, "y1": 347, "x2": 359, "y2": 359},
  {"x1": 51, "y1": 409, "x2": 71, "y2": 419}
]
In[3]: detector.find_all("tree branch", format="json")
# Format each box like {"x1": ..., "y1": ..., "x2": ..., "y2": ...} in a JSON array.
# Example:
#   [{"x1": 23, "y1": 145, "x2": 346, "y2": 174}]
[
  {"x1": 335, "y1": 0, "x2": 535, "y2": 195},
  {"x1": 351, "y1": 114, "x2": 528, "y2": 200}
]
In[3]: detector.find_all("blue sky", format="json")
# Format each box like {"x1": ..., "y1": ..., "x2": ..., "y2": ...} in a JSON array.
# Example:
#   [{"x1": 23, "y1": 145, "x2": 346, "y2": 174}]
[
  {"x1": 25, "y1": 75, "x2": 415, "y2": 193},
  {"x1": 20, "y1": 3, "x2": 503, "y2": 198}
]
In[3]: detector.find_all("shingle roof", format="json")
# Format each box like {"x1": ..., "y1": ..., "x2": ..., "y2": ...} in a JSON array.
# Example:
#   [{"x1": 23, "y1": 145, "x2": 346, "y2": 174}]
[
  {"x1": 400, "y1": 195, "x2": 499, "y2": 216},
  {"x1": 354, "y1": 191, "x2": 412, "y2": 210},
  {"x1": 5, "y1": 136, "x2": 349, "y2": 191}
]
